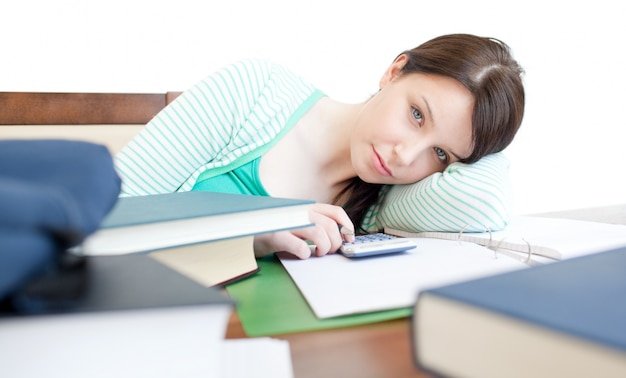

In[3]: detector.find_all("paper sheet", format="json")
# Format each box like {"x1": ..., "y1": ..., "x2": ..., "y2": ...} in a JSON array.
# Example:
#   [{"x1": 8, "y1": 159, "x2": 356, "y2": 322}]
[
  {"x1": 221, "y1": 338, "x2": 293, "y2": 378},
  {"x1": 225, "y1": 256, "x2": 410, "y2": 336},
  {"x1": 280, "y1": 238, "x2": 529, "y2": 319}
]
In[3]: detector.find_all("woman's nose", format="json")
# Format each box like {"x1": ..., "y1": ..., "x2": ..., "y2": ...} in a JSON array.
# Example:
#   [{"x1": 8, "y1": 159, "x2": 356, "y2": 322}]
[{"x1": 393, "y1": 138, "x2": 425, "y2": 166}]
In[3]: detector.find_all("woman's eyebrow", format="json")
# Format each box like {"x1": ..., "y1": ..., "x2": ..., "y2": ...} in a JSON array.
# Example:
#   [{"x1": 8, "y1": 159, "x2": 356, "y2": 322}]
[
  {"x1": 449, "y1": 149, "x2": 464, "y2": 161},
  {"x1": 422, "y1": 96, "x2": 434, "y2": 125}
]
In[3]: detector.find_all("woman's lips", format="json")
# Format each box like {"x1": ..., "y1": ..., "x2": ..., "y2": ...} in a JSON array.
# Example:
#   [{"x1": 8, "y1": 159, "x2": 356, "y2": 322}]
[{"x1": 372, "y1": 148, "x2": 392, "y2": 177}]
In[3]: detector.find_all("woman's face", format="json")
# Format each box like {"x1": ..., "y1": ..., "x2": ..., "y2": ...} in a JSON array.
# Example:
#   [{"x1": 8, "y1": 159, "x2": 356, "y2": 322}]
[{"x1": 351, "y1": 56, "x2": 474, "y2": 185}]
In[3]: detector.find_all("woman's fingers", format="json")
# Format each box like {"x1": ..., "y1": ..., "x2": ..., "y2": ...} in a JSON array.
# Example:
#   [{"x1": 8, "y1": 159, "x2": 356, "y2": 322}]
[
  {"x1": 290, "y1": 223, "x2": 332, "y2": 257},
  {"x1": 252, "y1": 203, "x2": 356, "y2": 259},
  {"x1": 310, "y1": 203, "x2": 354, "y2": 236},
  {"x1": 254, "y1": 231, "x2": 312, "y2": 259}
]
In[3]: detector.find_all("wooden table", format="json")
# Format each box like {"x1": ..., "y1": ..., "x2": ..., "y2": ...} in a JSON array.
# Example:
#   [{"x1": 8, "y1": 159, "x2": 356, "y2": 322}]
[
  {"x1": 226, "y1": 204, "x2": 626, "y2": 378},
  {"x1": 226, "y1": 315, "x2": 425, "y2": 378}
]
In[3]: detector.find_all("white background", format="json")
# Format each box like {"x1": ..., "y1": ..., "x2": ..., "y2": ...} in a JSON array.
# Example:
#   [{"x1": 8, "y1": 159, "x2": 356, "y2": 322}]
[{"x1": 3, "y1": 0, "x2": 625, "y2": 215}]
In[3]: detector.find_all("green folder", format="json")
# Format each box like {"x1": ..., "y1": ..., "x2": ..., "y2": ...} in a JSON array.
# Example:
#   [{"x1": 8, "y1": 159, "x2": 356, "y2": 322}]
[{"x1": 226, "y1": 255, "x2": 411, "y2": 336}]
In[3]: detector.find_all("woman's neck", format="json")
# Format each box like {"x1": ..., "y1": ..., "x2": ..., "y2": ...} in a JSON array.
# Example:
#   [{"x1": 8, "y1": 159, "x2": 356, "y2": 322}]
[
  {"x1": 310, "y1": 97, "x2": 364, "y2": 186},
  {"x1": 258, "y1": 96, "x2": 366, "y2": 203}
]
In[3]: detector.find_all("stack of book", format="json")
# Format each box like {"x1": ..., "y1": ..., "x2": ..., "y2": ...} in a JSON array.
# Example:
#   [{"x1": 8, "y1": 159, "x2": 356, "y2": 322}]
[
  {"x1": 78, "y1": 190, "x2": 314, "y2": 286},
  {"x1": 1, "y1": 191, "x2": 312, "y2": 377},
  {"x1": 0, "y1": 251, "x2": 295, "y2": 377},
  {"x1": 0, "y1": 252, "x2": 235, "y2": 377}
]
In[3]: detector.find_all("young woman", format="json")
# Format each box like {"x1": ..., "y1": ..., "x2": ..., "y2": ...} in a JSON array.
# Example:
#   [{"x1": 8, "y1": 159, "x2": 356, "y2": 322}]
[{"x1": 115, "y1": 33, "x2": 525, "y2": 259}]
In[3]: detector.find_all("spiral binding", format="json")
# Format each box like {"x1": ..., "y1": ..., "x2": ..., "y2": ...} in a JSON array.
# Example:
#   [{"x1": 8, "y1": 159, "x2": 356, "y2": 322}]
[{"x1": 456, "y1": 224, "x2": 532, "y2": 262}]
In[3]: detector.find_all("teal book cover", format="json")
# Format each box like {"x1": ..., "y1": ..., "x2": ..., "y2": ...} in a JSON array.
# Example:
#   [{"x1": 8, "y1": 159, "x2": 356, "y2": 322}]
[
  {"x1": 101, "y1": 191, "x2": 313, "y2": 228},
  {"x1": 80, "y1": 191, "x2": 314, "y2": 255}
]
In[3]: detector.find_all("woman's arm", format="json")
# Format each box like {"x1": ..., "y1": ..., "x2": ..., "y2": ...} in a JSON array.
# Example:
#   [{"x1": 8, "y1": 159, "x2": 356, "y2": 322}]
[{"x1": 115, "y1": 59, "x2": 296, "y2": 196}]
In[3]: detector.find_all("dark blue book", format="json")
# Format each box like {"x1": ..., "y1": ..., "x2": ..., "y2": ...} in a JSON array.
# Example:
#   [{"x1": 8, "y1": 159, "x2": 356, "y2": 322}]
[
  {"x1": 78, "y1": 191, "x2": 314, "y2": 255},
  {"x1": 413, "y1": 247, "x2": 626, "y2": 377}
]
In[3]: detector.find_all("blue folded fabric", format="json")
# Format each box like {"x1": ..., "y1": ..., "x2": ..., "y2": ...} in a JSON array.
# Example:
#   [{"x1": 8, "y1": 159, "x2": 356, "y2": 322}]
[{"x1": 0, "y1": 139, "x2": 121, "y2": 307}]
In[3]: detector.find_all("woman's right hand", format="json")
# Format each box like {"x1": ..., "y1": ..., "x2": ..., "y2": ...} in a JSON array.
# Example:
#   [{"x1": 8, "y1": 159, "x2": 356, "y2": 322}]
[{"x1": 253, "y1": 203, "x2": 355, "y2": 259}]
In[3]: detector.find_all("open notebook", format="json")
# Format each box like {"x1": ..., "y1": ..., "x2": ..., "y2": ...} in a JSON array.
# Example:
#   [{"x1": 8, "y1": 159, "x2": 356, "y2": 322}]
[
  {"x1": 385, "y1": 216, "x2": 626, "y2": 261},
  {"x1": 280, "y1": 216, "x2": 626, "y2": 319}
]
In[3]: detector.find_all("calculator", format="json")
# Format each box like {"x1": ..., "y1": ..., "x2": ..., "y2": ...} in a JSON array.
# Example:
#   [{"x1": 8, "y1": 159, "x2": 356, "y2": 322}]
[{"x1": 339, "y1": 233, "x2": 417, "y2": 258}]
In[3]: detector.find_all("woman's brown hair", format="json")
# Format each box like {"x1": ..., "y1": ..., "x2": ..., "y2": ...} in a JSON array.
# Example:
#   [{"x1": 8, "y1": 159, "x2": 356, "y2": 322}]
[{"x1": 337, "y1": 33, "x2": 525, "y2": 231}]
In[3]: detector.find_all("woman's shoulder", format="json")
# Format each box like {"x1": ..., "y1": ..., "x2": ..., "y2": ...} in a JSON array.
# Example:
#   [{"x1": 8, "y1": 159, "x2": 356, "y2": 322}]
[
  {"x1": 223, "y1": 58, "x2": 300, "y2": 75},
  {"x1": 218, "y1": 58, "x2": 276, "y2": 76},
  {"x1": 206, "y1": 58, "x2": 317, "y2": 92}
]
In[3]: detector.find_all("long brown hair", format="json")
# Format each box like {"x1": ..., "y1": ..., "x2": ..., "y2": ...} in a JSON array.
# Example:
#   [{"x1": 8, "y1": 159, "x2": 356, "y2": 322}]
[{"x1": 336, "y1": 34, "x2": 526, "y2": 232}]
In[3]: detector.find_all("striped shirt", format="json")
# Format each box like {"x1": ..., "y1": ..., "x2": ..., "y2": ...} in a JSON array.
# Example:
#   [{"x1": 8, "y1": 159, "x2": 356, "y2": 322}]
[
  {"x1": 115, "y1": 59, "x2": 513, "y2": 233},
  {"x1": 116, "y1": 59, "x2": 321, "y2": 196}
]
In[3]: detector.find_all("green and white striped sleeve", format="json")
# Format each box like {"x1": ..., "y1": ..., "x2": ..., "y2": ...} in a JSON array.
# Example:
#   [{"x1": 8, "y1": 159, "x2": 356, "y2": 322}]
[
  {"x1": 115, "y1": 59, "x2": 316, "y2": 196},
  {"x1": 370, "y1": 153, "x2": 514, "y2": 233}
]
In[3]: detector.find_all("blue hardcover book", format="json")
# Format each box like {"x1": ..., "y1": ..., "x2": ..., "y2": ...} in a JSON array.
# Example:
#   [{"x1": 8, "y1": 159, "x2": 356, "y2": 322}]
[
  {"x1": 413, "y1": 247, "x2": 626, "y2": 377},
  {"x1": 78, "y1": 191, "x2": 314, "y2": 255}
]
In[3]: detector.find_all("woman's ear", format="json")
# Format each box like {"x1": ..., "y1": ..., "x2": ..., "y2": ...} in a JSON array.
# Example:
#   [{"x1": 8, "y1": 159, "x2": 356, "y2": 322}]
[{"x1": 379, "y1": 54, "x2": 409, "y2": 89}]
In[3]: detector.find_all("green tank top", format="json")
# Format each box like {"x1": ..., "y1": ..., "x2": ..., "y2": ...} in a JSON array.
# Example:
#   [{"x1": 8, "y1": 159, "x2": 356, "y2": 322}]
[{"x1": 191, "y1": 157, "x2": 268, "y2": 196}]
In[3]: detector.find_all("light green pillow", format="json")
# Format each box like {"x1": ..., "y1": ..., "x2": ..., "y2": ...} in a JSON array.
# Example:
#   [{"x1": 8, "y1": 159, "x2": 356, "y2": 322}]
[{"x1": 363, "y1": 153, "x2": 513, "y2": 233}]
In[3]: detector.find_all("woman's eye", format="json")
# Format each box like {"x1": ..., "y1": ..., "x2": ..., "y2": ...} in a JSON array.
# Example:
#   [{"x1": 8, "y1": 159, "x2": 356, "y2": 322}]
[
  {"x1": 411, "y1": 107, "x2": 423, "y2": 124},
  {"x1": 434, "y1": 147, "x2": 449, "y2": 164}
]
